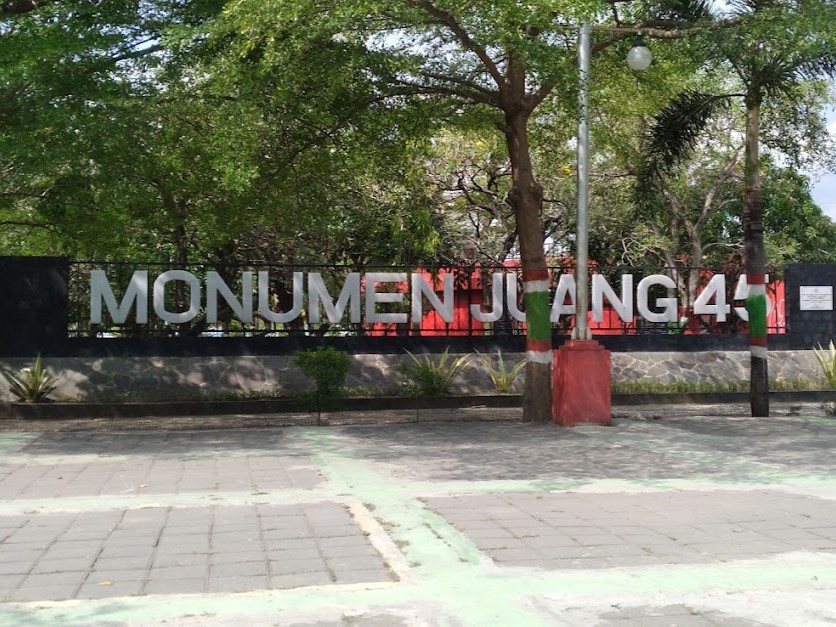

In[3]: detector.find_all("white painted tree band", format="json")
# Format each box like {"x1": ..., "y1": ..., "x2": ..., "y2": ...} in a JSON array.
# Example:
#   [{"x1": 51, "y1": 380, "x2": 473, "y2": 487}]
[
  {"x1": 527, "y1": 350, "x2": 552, "y2": 364},
  {"x1": 750, "y1": 346, "x2": 768, "y2": 359},
  {"x1": 523, "y1": 280, "x2": 550, "y2": 293}
]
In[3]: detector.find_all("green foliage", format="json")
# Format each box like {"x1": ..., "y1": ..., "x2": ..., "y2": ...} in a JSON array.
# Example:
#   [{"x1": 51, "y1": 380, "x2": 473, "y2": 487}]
[
  {"x1": 611, "y1": 380, "x2": 743, "y2": 394},
  {"x1": 644, "y1": 90, "x2": 730, "y2": 174},
  {"x1": 398, "y1": 349, "x2": 471, "y2": 397},
  {"x1": 814, "y1": 341, "x2": 836, "y2": 389},
  {"x1": 761, "y1": 165, "x2": 836, "y2": 265},
  {"x1": 86, "y1": 386, "x2": 291, "y2": 403},
  {"x1": 642, "y1": 0, "x2": 836, "y2": 208},
  {"x1": 2, "y1": 356, "x2": 58, "y2": 403},
  {"x1": 611, "y1": 378, "x2": 825, "y2": 394},
  {"x1": 4, "y1": 0, "x2": 836, "y2": 323},
  {"x1": 294, "y1": 346, "x2": 352, "y2": 411},
  {"x1": 0, "y1": 0, "x2": 448, "y2": 266},
  {"x1": 0, "y1": 1, "x2": 229, "y2": 259},
  {"x1": 477, "y1": 351, "x2": 525, "y2": 394},
  {"x1": 771, "y1": 378, "x2": 829, "y2": 392}
]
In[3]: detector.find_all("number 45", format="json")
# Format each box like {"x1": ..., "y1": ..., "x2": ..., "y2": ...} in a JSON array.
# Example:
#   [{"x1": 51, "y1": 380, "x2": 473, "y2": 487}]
[{"x1": 693, "y1": 274, "x2": 772, "y2": 322}]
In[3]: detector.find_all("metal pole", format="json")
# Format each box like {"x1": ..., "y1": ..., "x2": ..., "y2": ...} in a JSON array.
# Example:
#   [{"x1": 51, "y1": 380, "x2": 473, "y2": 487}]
[{"x1": 573, "y1": 20, "x2": 591, "y2": 341}]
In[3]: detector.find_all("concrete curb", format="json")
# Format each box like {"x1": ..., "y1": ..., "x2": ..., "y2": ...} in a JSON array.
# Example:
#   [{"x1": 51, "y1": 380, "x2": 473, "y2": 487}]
[{"x1": 1, "y1": 390, "x2": 835, "y2": 420}]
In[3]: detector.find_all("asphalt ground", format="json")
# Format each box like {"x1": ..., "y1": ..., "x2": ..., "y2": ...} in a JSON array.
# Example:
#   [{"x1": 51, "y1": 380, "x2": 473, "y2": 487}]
[{"x1": 0, "y1": 403, "x2": 835, "y2": 626}]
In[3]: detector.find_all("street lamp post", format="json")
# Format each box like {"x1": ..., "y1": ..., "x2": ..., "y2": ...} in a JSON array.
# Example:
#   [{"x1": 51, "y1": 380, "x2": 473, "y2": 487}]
[
  {"x1": 574, "y1": 23, "x2": 652, "y2": 340},
  {"x1": 553, "y1": 22, "x2": 652, "y2": 426},
  {"x1": 572, "y1": 20, "x2": 593, "y2": 342}
]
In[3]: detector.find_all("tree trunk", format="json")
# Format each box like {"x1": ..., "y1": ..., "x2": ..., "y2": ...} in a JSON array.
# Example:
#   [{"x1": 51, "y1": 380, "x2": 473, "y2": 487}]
[
  {"x1": 503, "y1": 108, "x2": 552, "y2": 423},
  {"x1": 686, "y1": 236, "x2": 703, "y2": 325},
  {"x1": 743, "y1": 90, "x2": 769, "y2": 417}
]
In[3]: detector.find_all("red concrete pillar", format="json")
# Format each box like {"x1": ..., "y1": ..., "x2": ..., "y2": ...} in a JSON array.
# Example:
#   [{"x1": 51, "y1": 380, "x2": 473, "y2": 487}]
[{"x1": 552, "y1": 340, "x2": 612, "y2": 427}]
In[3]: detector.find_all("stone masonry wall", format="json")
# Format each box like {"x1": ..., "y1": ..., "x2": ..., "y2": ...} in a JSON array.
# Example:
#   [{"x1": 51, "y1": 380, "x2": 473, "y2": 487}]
[{"x1": 0, "y1": 350, "x2": 827, "y2": 402}]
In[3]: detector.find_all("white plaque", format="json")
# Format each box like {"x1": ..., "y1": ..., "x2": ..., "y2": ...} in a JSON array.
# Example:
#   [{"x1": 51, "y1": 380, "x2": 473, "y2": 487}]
[{"x1": 800, "y1": 286, "x2": 833, "y2": 311}]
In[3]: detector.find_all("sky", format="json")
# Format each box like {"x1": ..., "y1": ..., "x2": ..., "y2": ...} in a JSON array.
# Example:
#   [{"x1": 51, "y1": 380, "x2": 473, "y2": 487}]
[{"x1": 809, "y1": 110, "x2": 836, "y2": 220}]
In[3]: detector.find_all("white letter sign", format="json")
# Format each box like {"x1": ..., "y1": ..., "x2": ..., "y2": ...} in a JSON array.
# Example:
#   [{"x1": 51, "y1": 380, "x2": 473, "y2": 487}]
[
  {"x1": 90, "y1": 270, "x2": 148, "y2": 324},
  {"x1": 637, "y1": 275, "x2": 678, "y2": 323},
  {"x1": 153, "y1": 270, "x2": 201, "y2": 324}
]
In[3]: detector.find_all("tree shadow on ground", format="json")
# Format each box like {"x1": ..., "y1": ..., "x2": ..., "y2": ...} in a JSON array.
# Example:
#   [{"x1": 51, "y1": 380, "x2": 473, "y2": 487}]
[
  {"x1": 15, "y1": 428, "x2": 313, "y2": 460},
  {"x1": 323, "y1": 417, "x2": 836, "y2": 484}
]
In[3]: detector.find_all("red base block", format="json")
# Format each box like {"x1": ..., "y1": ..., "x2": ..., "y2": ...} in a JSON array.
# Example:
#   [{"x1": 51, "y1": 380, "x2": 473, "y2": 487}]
[{"x1": 552, "y1": 340, "x2": 612, "y2": 427}]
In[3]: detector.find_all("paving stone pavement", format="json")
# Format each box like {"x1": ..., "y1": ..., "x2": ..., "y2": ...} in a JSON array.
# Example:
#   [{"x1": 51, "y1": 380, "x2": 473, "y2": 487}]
[{"x1": 1, "y1": 406, "x2": 836, "y2": 625}]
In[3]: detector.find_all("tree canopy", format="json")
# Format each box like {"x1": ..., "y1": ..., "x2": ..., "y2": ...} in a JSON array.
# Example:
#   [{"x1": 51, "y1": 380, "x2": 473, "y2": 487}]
[{"x1": 3, "y1": 0, "x2": 833, "y2": 267}]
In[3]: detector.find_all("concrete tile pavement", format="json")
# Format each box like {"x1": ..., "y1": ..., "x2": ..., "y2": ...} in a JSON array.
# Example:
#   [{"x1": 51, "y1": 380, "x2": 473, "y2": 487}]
[{"x1": 0, "y1": 407, "x2": 835, "y2": 624}]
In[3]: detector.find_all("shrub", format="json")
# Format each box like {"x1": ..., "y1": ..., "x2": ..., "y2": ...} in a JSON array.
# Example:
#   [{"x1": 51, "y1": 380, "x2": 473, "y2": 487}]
[
  {"x1": 294, "y1": 346, "x2": 352, "y2": 412},
  {"x1": 398, "y1": 348, "x2": 470, "y2": 396},
  {"x1": 478, "y1": 351, "x2": 525, "y2": 394},
  {"x1": 814, "y1": 341, "x2": 836, "y2": 388},
  {"x1": 2, "y1": 355, "x2": 58, "y2": 403}
]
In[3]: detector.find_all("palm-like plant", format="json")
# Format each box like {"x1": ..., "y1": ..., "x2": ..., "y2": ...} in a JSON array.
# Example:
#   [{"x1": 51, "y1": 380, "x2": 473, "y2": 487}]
[
  {"x1": 2, "y1": 356, "x2": 58, "y2": 403},
  {"x1": 641, "y1": 0, "x2": 836, "y2": 417},
  {"x1": 478, "y1": 351, "x2": 526, "y2": 394},
  {"x1": 814, "y1": 341, "x2": 836, "y2": 389},
  {"x1": 398, "y1": 348, "x2": 471, "y2": 397}
]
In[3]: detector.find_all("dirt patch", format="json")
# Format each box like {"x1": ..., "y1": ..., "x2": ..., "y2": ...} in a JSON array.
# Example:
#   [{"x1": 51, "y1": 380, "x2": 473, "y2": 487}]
[{"x1": 0, "y1": 407, "x2": 522, "y2": 432}]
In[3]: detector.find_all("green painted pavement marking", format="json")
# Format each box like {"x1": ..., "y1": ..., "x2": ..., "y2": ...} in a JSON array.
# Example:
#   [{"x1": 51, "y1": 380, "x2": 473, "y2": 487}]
[
  {"x1": 1, "y1": 555, "x2": 836, "y2": 626},
  {"x1": 294, "y1": 429, "x2": 836, "y2": 626},
  {"x1": 0, "y1": 487, "x2": 344, "y2": 515},
  {"x1": 3, "y1": 421, "x2": 836, "y2": 624},
  {"x1": 406, "y1": 476, "x2": 836, "y2": 498},
  {"x1": 305, "y1": 429, "x2": 550, "y2": 625},
  {"x1": 3, "y1": 438, "x2": 836, "y2": 517},
  {"x1": 2, "y1": 475, "x2": 836, "y2": 516}
]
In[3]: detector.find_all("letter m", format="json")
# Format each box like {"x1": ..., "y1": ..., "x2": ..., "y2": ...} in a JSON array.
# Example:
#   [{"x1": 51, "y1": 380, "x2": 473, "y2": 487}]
[{"x1": 90, "y1": 270, "x2": 149, "y2": 324}]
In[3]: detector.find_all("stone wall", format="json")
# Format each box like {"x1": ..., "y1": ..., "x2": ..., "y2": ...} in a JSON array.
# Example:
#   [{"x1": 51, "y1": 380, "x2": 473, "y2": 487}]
[
  {"x1": 612, "y1": 350, "x2": 822, "y2": 385},
  {"x1": 0, "y1": 350, "x2": 826, "y2": 402}
]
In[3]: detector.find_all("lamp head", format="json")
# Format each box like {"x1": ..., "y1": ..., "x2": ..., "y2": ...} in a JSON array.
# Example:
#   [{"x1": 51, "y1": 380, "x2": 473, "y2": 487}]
[{"x1": 627, "y1": 34, "x2": 652, "y2": 71}]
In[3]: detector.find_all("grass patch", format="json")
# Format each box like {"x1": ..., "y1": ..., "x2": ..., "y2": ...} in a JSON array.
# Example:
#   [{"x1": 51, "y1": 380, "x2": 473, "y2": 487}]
[
  {"x1": 612, "y1": 378, "x2": 827, "y2": 394},
  {"x1": 61, "y1": 378, "x2": 833, "y2": 403},
  {"x1": 343, "y1": 385, "x2": 407, "y2": 398},
  {"x1": 772, "y1": 378, "x2": 828, "y2": 391},
  {"x1": 84, "y1": 387, "x2": 293, "y2": 403}
]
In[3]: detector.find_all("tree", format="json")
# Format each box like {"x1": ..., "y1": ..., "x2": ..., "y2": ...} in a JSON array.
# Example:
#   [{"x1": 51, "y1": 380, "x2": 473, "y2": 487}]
[
  {"x1": 0, "y1": 1, "x2": 442, "y2": 266},
  {"x1": 216, "y1": 0, "x2": 713, "y2": 422},
  {"x1": 644, "y1": 0, "x2": 836, "y2": 416},
  {"x1": 424, "y1": 129, "x2": 575, "y2": 265},
  {"x1": 190, "y1": 17, "x2": 447, "y2": 267},
  {"x1": 743, "y1": 161, "x2": 836, "y2": 266},
  {"x1": 597, "y1": 141, "x2": 836, "y2": 318},
  {"x1": 0, "y1": 1, "x2": 229, "y2": 258}
]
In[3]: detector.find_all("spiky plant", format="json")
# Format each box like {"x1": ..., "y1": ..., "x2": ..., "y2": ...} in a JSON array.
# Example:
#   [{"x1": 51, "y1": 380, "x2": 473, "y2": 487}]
[
  {"x1": 398, "y1": 348, "x2": 471, "y2": 396},
  {"x1": 2, "y1": 356, "x2": 58, "y2": 403},
  {"x1": 814, "y1": 341, "x2": 836, "y2": 389},
  {"x1": 477, "y1": 351, "x2": 525, "y2": 394}
]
